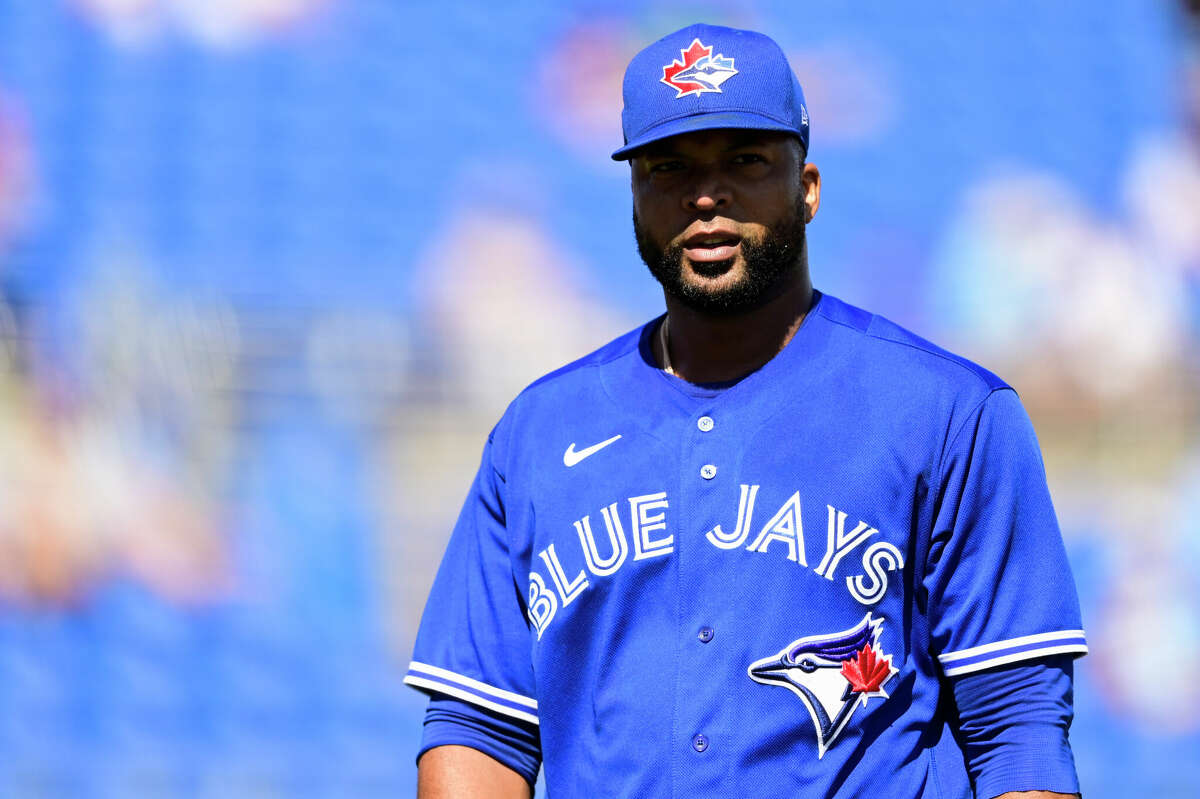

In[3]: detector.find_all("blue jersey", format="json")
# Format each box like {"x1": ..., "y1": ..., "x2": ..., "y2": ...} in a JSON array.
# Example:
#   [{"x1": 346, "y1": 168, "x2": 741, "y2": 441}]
[{"x1": 405, "y1": 291, "x2": 1087, "y2": 797}]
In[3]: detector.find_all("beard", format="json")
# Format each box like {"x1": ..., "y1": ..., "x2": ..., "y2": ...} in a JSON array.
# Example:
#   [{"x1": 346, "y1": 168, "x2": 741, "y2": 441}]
[{"x1": 634, "y1": 198, "x2": 807, "y2": 316}]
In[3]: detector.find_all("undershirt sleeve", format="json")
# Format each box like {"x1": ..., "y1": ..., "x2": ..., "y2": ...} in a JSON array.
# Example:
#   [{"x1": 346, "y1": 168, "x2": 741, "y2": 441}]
[
  {"x1": 419, "y1": 694, "x2": 542, "y2": 788},
  {"x1": 950, "y1": 655, "x2": 1080, "y2": 798}
]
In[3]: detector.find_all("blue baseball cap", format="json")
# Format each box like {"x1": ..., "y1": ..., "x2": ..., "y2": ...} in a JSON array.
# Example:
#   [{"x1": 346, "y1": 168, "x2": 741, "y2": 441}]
[{"x1": 612, "y1": 23, "x2": 810, "y2": 161}]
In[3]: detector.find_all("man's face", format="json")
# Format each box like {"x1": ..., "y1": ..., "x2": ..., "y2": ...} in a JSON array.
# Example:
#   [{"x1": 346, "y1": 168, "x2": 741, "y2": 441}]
[{"x1": 631, "y1": 129, "x2": 819, "y2": 315}]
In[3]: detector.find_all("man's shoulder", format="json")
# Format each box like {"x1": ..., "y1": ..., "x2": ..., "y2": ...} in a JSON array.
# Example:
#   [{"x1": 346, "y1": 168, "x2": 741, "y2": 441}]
[
  {"x1": 487, "y1": 319, "x2": 652, "y2": 440},
  {"x1": 521, "y1": 320, "x2": 652, "y2": 396},
  {"x1": 815, "y1": 292, "x2": 1011, "y2": 396}
]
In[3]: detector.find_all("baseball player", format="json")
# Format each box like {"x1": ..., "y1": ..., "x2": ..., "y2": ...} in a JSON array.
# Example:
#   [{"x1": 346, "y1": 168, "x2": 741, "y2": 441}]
[{"x1": 407, "y1": 23, "x2": 1087, "y2": 799}]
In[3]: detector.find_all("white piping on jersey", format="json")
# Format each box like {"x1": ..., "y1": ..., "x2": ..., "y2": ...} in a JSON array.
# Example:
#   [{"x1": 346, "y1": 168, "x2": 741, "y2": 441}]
[
  {"x1": 940, "y1": 643, "x2": 1090, "y2": 677},
  {"x1": 937, "y1": 629, "x2": 1087, "y2": 662},
  {"x1": 406, "y1": 661, "x2": 538, "y2": 708},
  {"x1": 403, "y1": 675, "x2": 540, "y2": 725}
]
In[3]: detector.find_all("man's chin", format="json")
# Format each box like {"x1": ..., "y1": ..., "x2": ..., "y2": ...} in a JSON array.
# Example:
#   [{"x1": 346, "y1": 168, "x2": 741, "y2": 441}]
[
  {"x1": 679, "y1": 255, "x2": 757, "y2": 296},
  {"x1": 668, "y1": 274, "x2": 762, "y2": 313},
  {"x1": 685, "y1": 256, "x2": 738, "y2": 279},
  {"x1": 663, "y1": 257, "x2": 798, "y2": 315}
]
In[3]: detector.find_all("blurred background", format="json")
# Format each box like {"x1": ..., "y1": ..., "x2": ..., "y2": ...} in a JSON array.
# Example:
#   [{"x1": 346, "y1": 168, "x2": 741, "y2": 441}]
[{"x1": 0, "y1": 0, "x2": 1196, "y2": 796}]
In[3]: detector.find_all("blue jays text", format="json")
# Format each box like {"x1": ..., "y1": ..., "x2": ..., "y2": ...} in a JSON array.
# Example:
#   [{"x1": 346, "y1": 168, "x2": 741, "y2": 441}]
[{"x1": 527, "y1": 486, "x2": 904, "y2": 638}]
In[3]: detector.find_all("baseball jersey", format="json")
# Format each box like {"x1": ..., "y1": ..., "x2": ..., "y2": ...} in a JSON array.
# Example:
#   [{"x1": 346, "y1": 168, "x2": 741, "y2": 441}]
[{"x1": 405, "y1": 291, "x2": 1088, "y2": 797}]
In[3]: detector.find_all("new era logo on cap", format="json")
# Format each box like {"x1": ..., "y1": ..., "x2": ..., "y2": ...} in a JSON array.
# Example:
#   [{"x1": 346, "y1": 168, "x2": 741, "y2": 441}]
[
  {"x1": 661, "y1": 38, "x2": 739, "y2": 98},
  {"x1": 612, "y1": 23, "x2": 810, "y2": 161}
]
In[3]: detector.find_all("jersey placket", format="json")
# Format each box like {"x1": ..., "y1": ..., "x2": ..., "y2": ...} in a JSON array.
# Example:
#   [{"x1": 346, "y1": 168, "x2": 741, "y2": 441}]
[{"x1": 671, "y1": 403, "x2": 735, "y2": 798}]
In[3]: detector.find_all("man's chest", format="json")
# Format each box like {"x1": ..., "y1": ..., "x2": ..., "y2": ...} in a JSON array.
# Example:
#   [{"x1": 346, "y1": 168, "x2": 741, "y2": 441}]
[
  {"x1": 511, "y1": 405, "x2": 934, "y2": 642},
  {"x1": 510, "y1": 404, "x2": 949, "y2": 787}
]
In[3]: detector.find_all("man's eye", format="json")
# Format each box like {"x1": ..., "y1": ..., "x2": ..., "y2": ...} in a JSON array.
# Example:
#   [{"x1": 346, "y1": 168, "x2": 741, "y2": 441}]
[
  {"x1": 649, "y1": 161, "x2": 684, "y2": 173},
  {"x1": 733, "y1": 153, "x2": 766, "y2": 164}
]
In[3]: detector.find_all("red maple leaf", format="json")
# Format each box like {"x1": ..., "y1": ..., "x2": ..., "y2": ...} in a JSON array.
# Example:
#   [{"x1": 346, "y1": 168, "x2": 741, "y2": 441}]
[
  {"x1": 662, "y1": 38, "x2": 712, "y2": 95},
  {"x1": 841, "y1": 645, "x2": 893, "y2": 693}
]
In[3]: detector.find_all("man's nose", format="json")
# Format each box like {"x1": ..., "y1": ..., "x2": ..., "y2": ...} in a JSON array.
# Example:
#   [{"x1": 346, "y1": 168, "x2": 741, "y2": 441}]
[{"x1": 685, "y1": 171, "x2": 731, "y2": 212}]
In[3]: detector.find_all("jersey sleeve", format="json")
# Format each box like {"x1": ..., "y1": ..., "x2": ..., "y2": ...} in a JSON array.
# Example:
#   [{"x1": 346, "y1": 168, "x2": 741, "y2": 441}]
[
  {"x1": 924, "y1": 388, "x2": 1088, "y2": 677},
  {"x1": 403, "y1": 428, "x2": 539, "y2": 726}
]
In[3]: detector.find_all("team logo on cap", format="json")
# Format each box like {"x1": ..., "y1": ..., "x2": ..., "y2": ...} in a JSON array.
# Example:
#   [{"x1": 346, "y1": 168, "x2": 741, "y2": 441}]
[
  {"x1": 748, "y1": 614, "x2": 898, "y2": 757},
  {"x1": 661, "y1": 38, "x2": 738, "y2": 98}
]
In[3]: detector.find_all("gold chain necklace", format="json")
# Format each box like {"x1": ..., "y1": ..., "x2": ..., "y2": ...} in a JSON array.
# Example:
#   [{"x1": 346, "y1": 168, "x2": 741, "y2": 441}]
[{"x1": 658, "y1": 315, "x2": 675, "y2": 375}]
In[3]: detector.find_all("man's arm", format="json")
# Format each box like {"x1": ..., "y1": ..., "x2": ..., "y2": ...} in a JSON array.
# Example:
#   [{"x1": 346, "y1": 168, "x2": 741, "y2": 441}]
[
  {"x1": 417, "y1": 745, "x2": 531, "y2": 799},
  {"x1": 950, "y1": 656, "x2": 1081, "y2": 798},
  {"x1": 924, "y1": 392, "x2": 1086, "y2": 797},
  {"x1": 405, "y1": 430, "x2": 542, "y2": 796}
]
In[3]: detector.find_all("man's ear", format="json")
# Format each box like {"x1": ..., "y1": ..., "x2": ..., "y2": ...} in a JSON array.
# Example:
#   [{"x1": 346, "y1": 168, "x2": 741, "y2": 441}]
[{"x1": 801, "y1": 162, "x2": 821, "y2": 222}]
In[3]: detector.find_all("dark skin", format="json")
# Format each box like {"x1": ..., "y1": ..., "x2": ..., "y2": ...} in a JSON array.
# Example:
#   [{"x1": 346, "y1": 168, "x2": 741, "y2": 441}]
[
  {"x1": 418, "y1": 745, "x2": 530, "y2": 798},
  {"x1": 631, "y1": 128, "x2": 819, "y2": 384},
  {"x1": 416, "y1": 129, "x2": 1077, "y2": 799}
]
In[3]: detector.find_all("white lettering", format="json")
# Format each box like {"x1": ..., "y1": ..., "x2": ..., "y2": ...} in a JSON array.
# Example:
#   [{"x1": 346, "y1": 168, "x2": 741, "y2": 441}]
[
  {"x1": 746, "y1": 491, "x2": 806, "y2": 564},
  {"x1": 815, "y1": 505, "x2": 879, "y2": 579},
  {"x1": 575, "y1": 503, "x2": 629, "y2": 576},
  {"x1": 847, "y1": 541, "x2": 904, "y2": 605},
  {"x1": 534, "y1": 486, "x2": 896, "y2": 638},
  {"x1": 527, "y1": 571, "x2": 558, "y2": 639},
  {"x1": 539, "y1": 543, "x2": 589, "y2": 607},
  {"x1": 706, "y1": 484, "x2": 759, "y2": 549},
  {"x1": 630, "y1": 492, "x2": 672, "y2": 560}
]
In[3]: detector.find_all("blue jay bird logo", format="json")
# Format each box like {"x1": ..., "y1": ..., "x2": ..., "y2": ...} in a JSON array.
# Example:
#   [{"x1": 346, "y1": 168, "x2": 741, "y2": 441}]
[
  {"x1": 748, "y1": 614, "x2": 897, "y2": 757},
  {"x1": 661, "y1": 39, "x2": 739, "y2": 98}
]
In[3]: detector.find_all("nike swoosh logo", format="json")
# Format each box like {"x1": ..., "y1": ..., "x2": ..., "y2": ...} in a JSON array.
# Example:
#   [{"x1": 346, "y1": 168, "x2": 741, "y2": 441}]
[{"x1": 563, "y1": 434, "x2": 623, "y2": 467}]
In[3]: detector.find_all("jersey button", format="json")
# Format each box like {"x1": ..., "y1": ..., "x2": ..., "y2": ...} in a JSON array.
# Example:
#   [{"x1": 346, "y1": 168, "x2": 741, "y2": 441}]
[
  {"x1": 700, "y1": 464, "x2": 717, "y2": 480},
  {"x1": 697, "y1": 626, "x2": 714, "y2": 643},
  {"x1": 697, "y1": 415, "x2": 714, "y2": 432},
  {"x1": 692, "y1": 733, "x2": 709, "y2": 753}
]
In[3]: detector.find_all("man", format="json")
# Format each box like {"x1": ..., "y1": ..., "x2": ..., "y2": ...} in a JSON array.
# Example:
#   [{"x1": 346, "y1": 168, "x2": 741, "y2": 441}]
[{"x1": 407, "y1": 23, "x2": 1087, "y2": 798}]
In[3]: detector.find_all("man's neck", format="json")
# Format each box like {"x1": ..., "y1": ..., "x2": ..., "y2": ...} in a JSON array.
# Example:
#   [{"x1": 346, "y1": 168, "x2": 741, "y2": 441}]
[{"x1": 658, "y1": 275, "x2": 814, "y2": 385}]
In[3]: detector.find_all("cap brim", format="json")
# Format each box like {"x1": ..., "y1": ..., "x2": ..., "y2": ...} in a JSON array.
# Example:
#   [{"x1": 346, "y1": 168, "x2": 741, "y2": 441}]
[{"x1": 611, "y1": 111, "x2": 803, "y2": 160}]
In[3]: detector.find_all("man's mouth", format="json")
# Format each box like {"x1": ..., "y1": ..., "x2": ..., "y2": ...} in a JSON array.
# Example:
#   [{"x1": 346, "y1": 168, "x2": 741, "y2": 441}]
[{"x1": 682, "y1": 230, "x2": 742, "y2": 263}]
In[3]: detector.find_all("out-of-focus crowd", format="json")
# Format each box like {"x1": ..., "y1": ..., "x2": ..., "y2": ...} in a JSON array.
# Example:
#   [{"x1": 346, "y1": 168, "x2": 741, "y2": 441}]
[{"x1": 0, "y1": 0, "x2": 1196, "y2": 795}]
